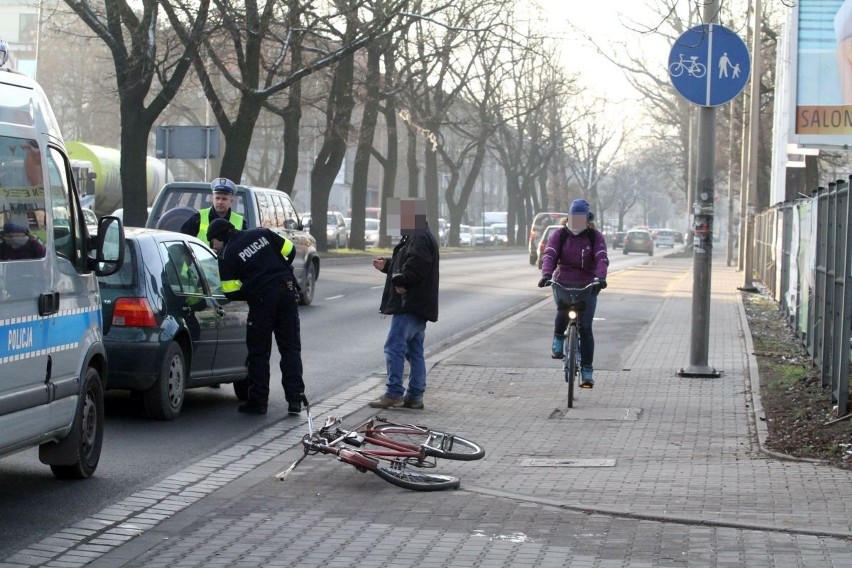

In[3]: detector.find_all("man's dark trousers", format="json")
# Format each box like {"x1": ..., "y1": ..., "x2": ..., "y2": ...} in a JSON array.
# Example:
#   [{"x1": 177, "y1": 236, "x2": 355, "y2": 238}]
[{"x1": 245, "y1": 280, "x2": 304, "y2": 407}]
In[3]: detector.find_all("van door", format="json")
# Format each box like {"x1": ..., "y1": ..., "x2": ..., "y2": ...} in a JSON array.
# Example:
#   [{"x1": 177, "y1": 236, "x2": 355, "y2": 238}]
[
  {"x1": 43, "y1": 145, "x2": 103, "y2": 429},
  {"x1": 0, "y1": 135, "x2": 53, "y2": 447}
]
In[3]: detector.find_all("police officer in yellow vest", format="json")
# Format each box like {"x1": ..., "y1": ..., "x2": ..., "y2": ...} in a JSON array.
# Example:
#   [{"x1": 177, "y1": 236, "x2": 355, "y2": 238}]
[
  {"x1": 207, "y1": 218, "x2": 305, "y2": 416},
  {"x1": 180, "y1": 177, "x2": 247, "y2": 243}
]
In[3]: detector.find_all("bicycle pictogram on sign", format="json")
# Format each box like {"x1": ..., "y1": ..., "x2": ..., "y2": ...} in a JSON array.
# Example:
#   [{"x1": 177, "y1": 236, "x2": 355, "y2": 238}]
[{"x1": 668, "y1": 24, "x2": 750, "y2": 107}]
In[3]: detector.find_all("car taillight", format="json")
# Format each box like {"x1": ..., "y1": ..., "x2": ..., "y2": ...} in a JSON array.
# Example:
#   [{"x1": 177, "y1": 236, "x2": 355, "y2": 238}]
[{"x1": 112, "y1": 297, "x2": 157, "y2": 328}]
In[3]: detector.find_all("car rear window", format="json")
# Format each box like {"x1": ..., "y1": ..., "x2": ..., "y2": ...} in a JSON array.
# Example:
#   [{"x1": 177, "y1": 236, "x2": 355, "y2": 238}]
[
  {"x1": 154, "y1": 188, "x2": 246, "y2": 224},
  {"x1": 97, "y1": 241, "x2": 136, "y2": 288}
]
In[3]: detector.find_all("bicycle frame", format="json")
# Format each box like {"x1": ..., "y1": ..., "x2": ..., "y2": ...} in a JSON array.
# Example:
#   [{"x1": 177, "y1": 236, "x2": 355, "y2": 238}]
[
  {"x1": 549, "y1": 281, "x2": 599, "y2": 408},
  {"x1": 275, "y1": 394, "x2": 484, "y2": 491}
]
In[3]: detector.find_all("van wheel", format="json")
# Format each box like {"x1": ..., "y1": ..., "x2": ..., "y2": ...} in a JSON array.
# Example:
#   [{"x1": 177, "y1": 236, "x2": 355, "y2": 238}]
[
  {"x1": 144, "y1": 342, "x2": 186, "y2": 420},
  {"x1": 50, "y1": 367, "x2": 104, "y2": 479},
  {"x1": 299, "y1": 264, "x2": 316, "y2": 306}
]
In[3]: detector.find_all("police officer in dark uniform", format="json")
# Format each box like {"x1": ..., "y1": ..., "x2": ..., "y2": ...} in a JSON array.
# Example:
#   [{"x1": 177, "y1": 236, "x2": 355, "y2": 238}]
[
  {"x1": 207, "y1": 218, "x2": 305, "y2": 415},
  {"x1": 180, "y1": 178, "x2": 247, "y2": 244}
]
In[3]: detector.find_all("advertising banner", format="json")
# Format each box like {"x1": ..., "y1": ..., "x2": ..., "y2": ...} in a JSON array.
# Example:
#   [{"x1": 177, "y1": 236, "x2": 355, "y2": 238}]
[{"x1": 791, "y1": 0, "x2": 852, "y2": 144}]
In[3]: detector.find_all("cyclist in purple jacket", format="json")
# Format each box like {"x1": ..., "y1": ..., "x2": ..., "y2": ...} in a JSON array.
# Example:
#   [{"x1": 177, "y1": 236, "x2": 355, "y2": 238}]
[{"x1": 537, "y1": 199, "x2": 609, "y2": 387}]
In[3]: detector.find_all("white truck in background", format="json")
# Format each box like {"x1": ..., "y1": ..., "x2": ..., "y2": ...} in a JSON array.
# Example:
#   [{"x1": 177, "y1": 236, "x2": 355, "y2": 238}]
[{"x1": 0, "y1": 45, "x2": 124, "y2": 479}]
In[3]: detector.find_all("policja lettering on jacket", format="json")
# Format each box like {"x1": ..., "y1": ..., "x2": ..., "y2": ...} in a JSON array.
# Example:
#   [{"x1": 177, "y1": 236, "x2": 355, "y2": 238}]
[{"x1": 238, "y1": 236, "x2": 271, "y2": 261}]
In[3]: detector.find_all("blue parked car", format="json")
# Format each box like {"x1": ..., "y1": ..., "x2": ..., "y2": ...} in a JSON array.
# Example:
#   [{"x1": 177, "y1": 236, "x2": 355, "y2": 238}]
[{"x1": 97, "y1": 228, "x2": 249, "y2": 420}]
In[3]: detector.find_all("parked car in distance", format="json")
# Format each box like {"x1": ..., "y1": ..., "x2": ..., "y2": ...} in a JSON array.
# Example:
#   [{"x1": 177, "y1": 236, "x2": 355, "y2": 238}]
[
  {"x1": 611, "y1": 231, "x2": 627, "y2": 249},
  {"x1": 304, "y1": 211, "x2": 348, "y2": 249},
  {"x1": 655, "y1": 229, "x2": 676, "y2": 248},
  {"x1": 491, "y1": 223, "x2": 508, "y2": 244},
  {"x1": 363, "y1": 217, "x2": 381, "y2": 247},
  {"x1": 437, "y1": 218, "x2": 449, "y2": 247},
  {"x1": 459, "y1": 224, "x2": 473, "y2": 246},
  {"x1": 471, "y1": 225, "x2": 495, "y2": 246},
  {"x1": 145, "y1": 182, "x2": 319, "y2": 305},
  {"x1": 536, "y1": 224, "x2": 562, "y2": 268},
  {"x1": 98, "y1": 228, "x2": 249, "y2": 420},
  {"x1": 622, "y1": 229, "x2": 654, "y2": 256},
  {"x1": 528, "y1": 212, "x2": 568, "y2": 264}
]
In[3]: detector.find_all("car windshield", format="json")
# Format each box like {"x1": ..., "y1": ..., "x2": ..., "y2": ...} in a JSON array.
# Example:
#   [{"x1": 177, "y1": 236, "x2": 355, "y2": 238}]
[{"x1": 365, "y1": 219, "x2": 379, "y2": 230}]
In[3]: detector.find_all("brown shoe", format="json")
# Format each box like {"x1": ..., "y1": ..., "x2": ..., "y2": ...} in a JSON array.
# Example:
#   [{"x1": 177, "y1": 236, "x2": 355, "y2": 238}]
[
  {"x1": 403, "y1": 398, "x2": 424, "y2": 409},
  {"x1": 368, "y1": 395, "x2": 404, "y2": 409}
]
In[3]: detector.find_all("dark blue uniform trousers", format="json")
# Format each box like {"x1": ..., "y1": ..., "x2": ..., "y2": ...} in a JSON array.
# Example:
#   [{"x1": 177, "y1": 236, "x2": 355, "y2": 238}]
[{"x1": 245, "y1": 281, "x2": 304, "y2": 406}]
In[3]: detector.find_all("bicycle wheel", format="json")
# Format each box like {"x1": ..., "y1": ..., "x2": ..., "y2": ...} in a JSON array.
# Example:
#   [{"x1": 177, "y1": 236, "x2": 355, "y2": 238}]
[
  {"x1": 370, "y1": 424, "x2": 485, "y2": 461},
  {"x1": 668, "y1": 61, "x2": 684, "y2": 77},
  {"x1": 372, "y1": 463, "x2": 460, "y2": 491},
  {"x1": 566, "y1": 325, "x2": 579, "y2": 408}
]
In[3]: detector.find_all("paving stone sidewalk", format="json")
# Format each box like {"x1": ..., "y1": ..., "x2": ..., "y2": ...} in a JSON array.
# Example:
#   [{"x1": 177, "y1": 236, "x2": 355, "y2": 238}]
[{"x1": 4, "y1": 254, "x2": 852, "y2": 568}]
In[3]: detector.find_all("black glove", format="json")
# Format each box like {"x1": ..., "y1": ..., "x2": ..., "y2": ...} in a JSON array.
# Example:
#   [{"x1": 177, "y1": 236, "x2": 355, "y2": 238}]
[
  {"x1": 538, "y1": 275, "x2": 552, "y2": 288},
  {"x1": 597, "y1": 279, "x2": 607, "y2": 290}
]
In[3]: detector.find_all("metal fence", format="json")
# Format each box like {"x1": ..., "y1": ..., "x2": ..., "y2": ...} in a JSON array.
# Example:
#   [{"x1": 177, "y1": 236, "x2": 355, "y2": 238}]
[{"x1": 753, "y1": 177, "x2": 851, "y2": 417}]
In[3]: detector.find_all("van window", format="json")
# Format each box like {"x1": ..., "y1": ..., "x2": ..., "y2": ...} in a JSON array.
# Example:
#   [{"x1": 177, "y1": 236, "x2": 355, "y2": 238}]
[
  {"x1": 0, "y1": 137, "x2": 48, "y2": 261},
  {"x1": 45, "y1": 146, "x2": 83, "y2": 264}
]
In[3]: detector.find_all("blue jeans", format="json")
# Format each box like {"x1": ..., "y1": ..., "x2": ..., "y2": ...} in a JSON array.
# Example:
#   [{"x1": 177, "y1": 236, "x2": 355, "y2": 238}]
[
  {"x1": 383, "y1": 313, "x2": 427, "y2": 400},
  {"x1": 554, "y1": 292, "x2": 597, "y2": 367}
]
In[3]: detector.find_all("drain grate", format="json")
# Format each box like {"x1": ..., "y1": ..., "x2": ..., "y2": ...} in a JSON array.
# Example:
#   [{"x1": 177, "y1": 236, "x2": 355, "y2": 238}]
[{"x1": 519, "y1": 458, "x2": 616, "y2": 467}]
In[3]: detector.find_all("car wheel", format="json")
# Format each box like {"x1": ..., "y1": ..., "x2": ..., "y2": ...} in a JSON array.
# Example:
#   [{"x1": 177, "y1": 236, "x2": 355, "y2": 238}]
[
  {"x1": 144, "y1": 342, "x2": 186, "y2": 420},
  {"x1": 299, "y1": 263, "x2": 316, "y2": 305},
  {"x1": 48, "y1": 366, "x2": 105, "y2": 479}
]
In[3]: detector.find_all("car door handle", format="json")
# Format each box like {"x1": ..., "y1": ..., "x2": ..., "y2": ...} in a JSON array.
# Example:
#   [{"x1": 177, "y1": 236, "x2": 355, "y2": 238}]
[{"x1": 216, "y1": 307, "x2": 225, "y2": 317}]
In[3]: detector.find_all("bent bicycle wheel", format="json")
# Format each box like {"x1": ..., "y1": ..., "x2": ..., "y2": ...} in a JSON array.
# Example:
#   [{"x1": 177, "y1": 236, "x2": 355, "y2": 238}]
[
  {"x1": 566, "y1": 325, "x2": 579, "y2": 408},
  {"x1": 372, "y1": 463, "x2": 460, "y2": 491},
  {"x1": 371, "y1": 424, "x2": 485, "y2": 461}
]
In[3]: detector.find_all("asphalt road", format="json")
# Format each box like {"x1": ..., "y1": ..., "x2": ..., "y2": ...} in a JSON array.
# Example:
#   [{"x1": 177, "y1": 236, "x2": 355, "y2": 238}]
[{"x1": 0, "y1": 246, "x2": 666, "y2": 558}]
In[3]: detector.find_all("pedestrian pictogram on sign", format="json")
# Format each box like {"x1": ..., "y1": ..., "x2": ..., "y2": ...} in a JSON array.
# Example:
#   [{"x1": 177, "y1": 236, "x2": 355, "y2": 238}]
[{"x1": 668, "y1": 24, "x2": 751, "y2": 107}]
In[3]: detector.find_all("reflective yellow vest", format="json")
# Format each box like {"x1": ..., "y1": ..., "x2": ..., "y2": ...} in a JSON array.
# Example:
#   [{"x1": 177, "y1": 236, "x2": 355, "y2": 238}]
[{"x1": 198, "y1": 208, "x2": 244, "y2": 242}]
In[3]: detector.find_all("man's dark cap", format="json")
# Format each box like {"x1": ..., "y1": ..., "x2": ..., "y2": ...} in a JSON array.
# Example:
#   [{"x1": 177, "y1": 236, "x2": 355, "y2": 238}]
[{"x1": 207, "y1": 218, "x2": 235, "y2": 242}]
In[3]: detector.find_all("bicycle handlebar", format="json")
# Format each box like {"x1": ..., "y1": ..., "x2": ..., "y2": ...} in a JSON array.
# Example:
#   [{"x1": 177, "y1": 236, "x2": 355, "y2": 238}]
[{"x1": 548, "y1": 280, "x2": 601, "y2": 292}]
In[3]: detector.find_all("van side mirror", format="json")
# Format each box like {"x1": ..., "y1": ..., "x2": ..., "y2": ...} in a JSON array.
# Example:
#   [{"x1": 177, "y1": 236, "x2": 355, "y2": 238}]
[{"x1": 93, "y1": 216, "x2": 125, "y2": 276}]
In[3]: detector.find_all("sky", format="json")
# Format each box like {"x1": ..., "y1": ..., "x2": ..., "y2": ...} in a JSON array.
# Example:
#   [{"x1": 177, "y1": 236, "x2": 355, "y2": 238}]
[{"x1": 531, "y1": 0, "x2": 669, "y2": 122}]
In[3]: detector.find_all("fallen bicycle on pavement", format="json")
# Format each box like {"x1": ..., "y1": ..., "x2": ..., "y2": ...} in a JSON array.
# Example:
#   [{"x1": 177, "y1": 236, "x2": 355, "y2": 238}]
[{"x1": 276, "y1": 394, "x2": 484, "y2": 491}]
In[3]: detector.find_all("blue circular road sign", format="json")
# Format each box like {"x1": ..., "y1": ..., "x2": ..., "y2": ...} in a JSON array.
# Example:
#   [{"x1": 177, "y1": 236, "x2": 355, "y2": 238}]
[{"x1": 668, "y1": 24, "x2": 751, "y2": 107}]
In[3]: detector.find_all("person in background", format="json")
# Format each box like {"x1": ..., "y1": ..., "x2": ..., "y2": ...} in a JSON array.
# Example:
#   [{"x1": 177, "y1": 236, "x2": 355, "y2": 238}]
[
  {"x1": 207, "y1": 218, "x2": 305, "y2": 416},
  {"x1": 368, "y1": 198, "x2": 439, "y2": 410},
  {"x1": 0, "y1": 221, "x2": 46, "y2": 261},
  {"x1": 180, "y1": 178, "x2": 247, "y2": 244},
  {"x1": 537, "y1": 199, "x2": 609, "y2": 388}
]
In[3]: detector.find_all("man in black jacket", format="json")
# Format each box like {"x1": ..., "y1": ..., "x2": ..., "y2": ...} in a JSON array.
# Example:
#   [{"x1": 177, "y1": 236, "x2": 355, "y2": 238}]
[
  {"x1": 368, "y1": 198, "x2": 439, "y2": 410},
  {"x1": 207, "y1": 218, "x2": 304, "y2": 416}
]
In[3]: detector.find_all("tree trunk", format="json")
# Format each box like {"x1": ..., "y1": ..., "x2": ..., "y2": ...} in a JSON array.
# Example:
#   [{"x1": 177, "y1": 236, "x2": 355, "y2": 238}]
[
  {"x1": 310, "y1": 47, "x2": 356, "y2": 251},
  {"x1": 219, "y1": 98, "x2": 263, "y2": 183},
  {"x1": 118, "y1": 102, "x2": 152, "y2": 228},
  {"x1": 349, "y1": 42, "x2": 381, "y2": 250}
]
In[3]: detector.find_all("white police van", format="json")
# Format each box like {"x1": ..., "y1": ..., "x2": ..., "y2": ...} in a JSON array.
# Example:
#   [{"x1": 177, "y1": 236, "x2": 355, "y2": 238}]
[{"x1": 0, "y1": 44, "x2": 124, "y2": 478}]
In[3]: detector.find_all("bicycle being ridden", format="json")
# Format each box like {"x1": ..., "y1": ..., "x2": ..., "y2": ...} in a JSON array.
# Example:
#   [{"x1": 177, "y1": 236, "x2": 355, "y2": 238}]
[
  {"x1": 537, "y1": 199, "x2": 609, "y2": 405},
  {"x1": 548, "y1": 280, "x2": 602, "y2": 408}
]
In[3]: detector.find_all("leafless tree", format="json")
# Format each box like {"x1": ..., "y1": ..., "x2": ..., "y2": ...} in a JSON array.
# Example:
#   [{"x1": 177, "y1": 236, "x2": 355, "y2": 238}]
[{"x1": 63, "y1": 0, "x2": 210, "y2": 227}]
